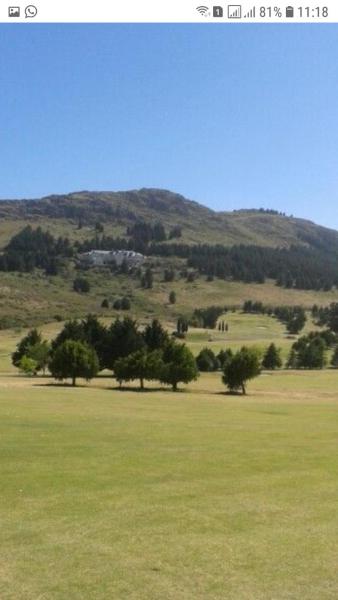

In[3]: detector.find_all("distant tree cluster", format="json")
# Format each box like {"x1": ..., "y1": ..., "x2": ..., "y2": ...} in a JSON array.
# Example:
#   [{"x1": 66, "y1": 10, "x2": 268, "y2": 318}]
[
  {"x1": 243, "y1": 300, "x2": 307, "y2": 335},
  {"x1": 218, "y1": 320, "x2": 228, "y2": 332},
  {"x1": 286, "y1": 330, "x2": 337, "y2": 369},
  {"x1": 192, "y1": 306, "x2": 226, "y2": 329},
  {"x1": 312, "y1": 303, "x2": 338, "y2": 333},
  {"x1": 0, "y1": 226, "x2": 72, "y2": 274},
  {"x1": 148, "y1": 242, "x2": 338, "y2": 290},
  {"x1": 126, "y1": 221, "x2": 167, "y2": 252}
]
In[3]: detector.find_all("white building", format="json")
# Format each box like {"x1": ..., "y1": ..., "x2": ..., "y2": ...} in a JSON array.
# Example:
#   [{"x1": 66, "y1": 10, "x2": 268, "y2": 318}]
[{"x1": 79, "y1": 249, "x2": 144, "y2": 268}]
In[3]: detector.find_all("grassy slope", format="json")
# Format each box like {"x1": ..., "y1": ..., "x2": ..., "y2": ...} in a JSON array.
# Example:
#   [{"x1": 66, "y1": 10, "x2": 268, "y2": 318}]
[
  {"x1": 2, "y1": 189, "x2": 338, "y2": 326},
  {"x1": 1, "y1": 264, "x2": 338, "y2": 328},
  {"x1": 1, "y1": 372, "x2": 338, "y2": 599}
]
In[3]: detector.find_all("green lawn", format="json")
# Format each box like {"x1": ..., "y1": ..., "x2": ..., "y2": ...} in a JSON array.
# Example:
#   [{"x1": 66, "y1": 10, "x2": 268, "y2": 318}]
[{"x1": 1, "y1": 371, "x2": 338, "y2": 599}]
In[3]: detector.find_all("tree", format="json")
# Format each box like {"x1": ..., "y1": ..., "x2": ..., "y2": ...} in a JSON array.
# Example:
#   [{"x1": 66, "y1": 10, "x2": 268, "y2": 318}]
[
  {"x1": 327, "y1": 303, "x2": 338, "y2": 333},
  {"x1": 101, "y1": 299, "x2": 109, "y2": 308},
  {"x1": 49, "y1": 340, "x2": 99, "y2": 386},
  {"x1": 81, "y1": 314, "x2": 108, "y2": 370},
  {"x1": 291, "y1": 336, "x2": 326, "y2": 369},
  {"x1": 160, "y1": 340, "x2": 198, "y2": 391},
  {"x1": 176, "y1": 318, "x2": 188, "y2": 335},
  {"x1": 331, "y1": 346, "x2": 338, "y2": 368},
  {"x1": 103, "y1": 317, "x2": 144, "y2": 371},
  {"x1": 196, "y1": 348, "x2": 220, "y2": 372},
  {"x1": 141, "y1": 268, "x2": 153, "y2": 289},
  {"x1": 114, "y1": 349, "x2": 163, "y2": 390},
  {"x1": 26, "y1": 340, "x2": 51, "y2": 374},
  {"x1": 12, "y1": 328, "x2": 42, "y2": 367},
  {"x1": 222, "y1": 347, "x2": 261, "y2": 395},
  {"x1": 51, "y1": 319, "x2": 85, "y2": 351},
  {"x1": 169, "y1": 291, "x2": 176, "y2": 304},
  {"x1": 286, "y1": 348, "x2": 298, "y2": 369},
  {"x1": 217, "y1": 348, "x2": 233, "y2": 369},
  {"x1": 286, "y1": 309, "x2": 306, "y2": 334},
  {"x1": 143, "y1": 319, "x2": 169, "y2": 351},
  {"x1": 19, "y1": 355, "x2": 38, "y2": 376},
  {"x1": 262, "y1": 343, "x2": 282, "y2": 370},
  {"x1": 73, "y1": 277, "x2": 90, "y2": 293}
]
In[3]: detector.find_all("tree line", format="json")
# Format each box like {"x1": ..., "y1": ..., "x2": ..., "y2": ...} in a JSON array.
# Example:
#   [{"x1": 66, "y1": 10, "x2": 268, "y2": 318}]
[
  {"x1": 11, "y1": 316, "x2": 267, "y2": 394},
  {"x1": 2, "y1": 225, "x2": 338, "y2": 292},
  {"x1": 0, "y1": 226, "x2": 73, "y2": 274},
  {"x1": 12, "y1": 317, "x2": 198, "y2": 390},
  {"x1": 243, "y1": 301, "x2": 307, "y2": 334}
]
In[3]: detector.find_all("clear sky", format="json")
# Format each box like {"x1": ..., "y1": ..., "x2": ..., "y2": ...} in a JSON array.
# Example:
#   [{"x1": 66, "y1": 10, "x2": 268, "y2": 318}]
[{"x1": 1, "y1": 24, "x2": 338, "y2": 228}]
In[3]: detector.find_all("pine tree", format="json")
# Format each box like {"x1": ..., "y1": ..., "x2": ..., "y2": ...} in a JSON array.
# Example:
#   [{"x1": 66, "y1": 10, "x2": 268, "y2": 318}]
[{"x1": 262, "y1": 343, "x2": 282, "y2": 370}]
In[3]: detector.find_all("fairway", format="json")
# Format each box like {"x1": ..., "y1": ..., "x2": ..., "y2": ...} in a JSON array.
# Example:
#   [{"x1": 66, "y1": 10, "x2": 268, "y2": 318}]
[{"x1": 1, "y1": 372, "x2": 338, "y2": 599}]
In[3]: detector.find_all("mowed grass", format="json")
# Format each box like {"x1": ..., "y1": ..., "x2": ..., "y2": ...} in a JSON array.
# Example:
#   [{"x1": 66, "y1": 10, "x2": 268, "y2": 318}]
[{"x1": 1, "y1": 372, "x2": 338, "y2": 599}]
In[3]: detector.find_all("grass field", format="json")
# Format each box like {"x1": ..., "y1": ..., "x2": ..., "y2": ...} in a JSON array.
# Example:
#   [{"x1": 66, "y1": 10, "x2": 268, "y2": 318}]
[
  {"x1": 1, "y1": 313, "x2": 338, "y2": 599},
  {"x1": 1, "y1": 371, "x2": 338, "y2": 599}
]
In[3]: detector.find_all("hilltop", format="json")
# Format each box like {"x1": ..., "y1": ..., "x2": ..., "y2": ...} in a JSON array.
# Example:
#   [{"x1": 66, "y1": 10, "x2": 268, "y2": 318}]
[{"x1": 1, "y1": 188, "x2": 338, "y2": 250}]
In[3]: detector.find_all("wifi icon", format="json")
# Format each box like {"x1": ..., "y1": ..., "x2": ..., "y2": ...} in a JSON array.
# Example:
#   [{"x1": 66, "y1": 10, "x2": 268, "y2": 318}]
[{"x1": 196, "y1": 6, "x2": 210, "y2": 16}]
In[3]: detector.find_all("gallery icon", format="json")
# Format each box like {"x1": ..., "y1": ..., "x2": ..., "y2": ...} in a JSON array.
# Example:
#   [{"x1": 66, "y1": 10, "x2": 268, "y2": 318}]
[
  {"x1": 8, "y1": 6, "x2": 20, "y2": 17},
  {"x1": 25, "y1": 4, "x2": 37, "y2": 17}
]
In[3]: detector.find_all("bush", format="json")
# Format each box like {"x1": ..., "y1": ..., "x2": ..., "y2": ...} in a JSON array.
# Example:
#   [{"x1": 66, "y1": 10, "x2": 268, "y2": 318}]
[
  {"x1": 73, "y1": 277, "x2": 90, "y2": 293},
  {"x1": 121, "y1": 297, "x2": 131, "y2": 310},
  {"x1": 169, "y1": 291, "x2": 176, "y2": 304},
  {"x1": 19, "y1": 355, "x2": 38, "y2": 376},
  {"x1": 113, "y1": 299, "x2": 122, "y2": 310},
  {"x1": 101, "y1": 299, "x2": 109, "y2": 309}
]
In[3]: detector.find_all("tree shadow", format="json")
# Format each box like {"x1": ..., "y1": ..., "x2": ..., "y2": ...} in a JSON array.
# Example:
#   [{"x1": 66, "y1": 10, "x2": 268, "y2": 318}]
[
  {"x1": 216, "y1": 390, "x2": 245, "y2": 396},
  {"x1": 33, "y1": 382, "x2": 87, "y2": 388},
  {"x1": 105, "y1": 385, "x2": 176, "y2": 393}
]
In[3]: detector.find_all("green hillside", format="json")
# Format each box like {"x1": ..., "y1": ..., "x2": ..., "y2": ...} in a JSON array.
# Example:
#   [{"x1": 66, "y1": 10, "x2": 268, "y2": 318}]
[{"x1": 1, "y1": 188, "x2": 338, "y2": 327}]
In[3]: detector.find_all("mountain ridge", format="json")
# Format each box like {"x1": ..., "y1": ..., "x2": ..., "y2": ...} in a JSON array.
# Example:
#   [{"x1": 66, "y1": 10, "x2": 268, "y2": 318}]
[{"x1": 0, "y1": 188, "x2": 337, "y2": 251}]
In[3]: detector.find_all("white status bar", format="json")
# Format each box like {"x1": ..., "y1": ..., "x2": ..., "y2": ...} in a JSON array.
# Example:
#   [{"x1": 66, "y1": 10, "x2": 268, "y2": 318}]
[{"x1": 1, "y1": 1, "x2": 338, "y2": 23}]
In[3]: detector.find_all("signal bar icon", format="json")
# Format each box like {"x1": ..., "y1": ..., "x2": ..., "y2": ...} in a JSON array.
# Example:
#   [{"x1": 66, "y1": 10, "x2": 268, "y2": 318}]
[
  {"x1": 243, "y1": 6, "x2": 256, "y2": 18},
  {"x1": 227, "y1": 5, "x2": 242, "y2": 19}
]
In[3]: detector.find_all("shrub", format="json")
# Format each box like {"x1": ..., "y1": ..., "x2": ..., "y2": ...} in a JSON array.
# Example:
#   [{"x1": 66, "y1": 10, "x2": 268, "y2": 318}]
[
  {"x1": 73, "y1": 277, "x2": 90, "y2": 293},
  {"x1": 121, "y1": 297, "x2": 131, "y2": 310},
  {"x1": 169, "y1": 291, "x2": 176, "y2": 304}
]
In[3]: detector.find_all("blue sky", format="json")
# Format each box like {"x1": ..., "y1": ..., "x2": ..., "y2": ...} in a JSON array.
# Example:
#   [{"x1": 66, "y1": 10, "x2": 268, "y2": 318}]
[{"x1": 1, "y1": 24, "x2": 338, "y2": 228}]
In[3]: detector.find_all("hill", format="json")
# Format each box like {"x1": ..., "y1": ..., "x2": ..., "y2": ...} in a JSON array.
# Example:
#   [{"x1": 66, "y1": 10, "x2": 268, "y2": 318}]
[
  {"x1": 1, "y1": 188, "x2": 338, "y2": 250},
  {"x1": 0, "y1": 188, "x2": 338, "y2": 328}
]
